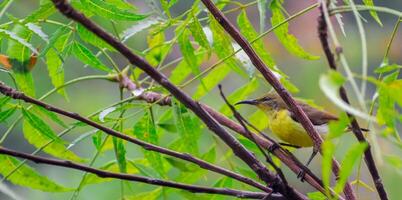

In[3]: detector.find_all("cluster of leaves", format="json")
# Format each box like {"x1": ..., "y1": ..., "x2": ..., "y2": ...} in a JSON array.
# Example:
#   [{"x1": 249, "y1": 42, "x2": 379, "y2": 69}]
[{"x1": 0, "y1": 0, "x2": 401, "y2": 199}]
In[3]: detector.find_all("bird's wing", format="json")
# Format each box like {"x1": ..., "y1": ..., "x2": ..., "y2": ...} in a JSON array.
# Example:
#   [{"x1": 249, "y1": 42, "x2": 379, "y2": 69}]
[{"x1": 289, "y1": 101, "x2": 338, "y2": 125}]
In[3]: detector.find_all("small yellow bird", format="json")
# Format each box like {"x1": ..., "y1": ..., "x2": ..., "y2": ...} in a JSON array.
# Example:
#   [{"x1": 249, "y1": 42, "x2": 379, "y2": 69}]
[{"x1": 236, "y1": 92, "x2": 339, "y2": 148}]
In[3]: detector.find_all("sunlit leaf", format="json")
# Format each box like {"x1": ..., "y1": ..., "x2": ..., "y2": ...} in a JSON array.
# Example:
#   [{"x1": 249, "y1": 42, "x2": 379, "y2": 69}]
[
  {"x1": 121, "y1": 17, "x2": 162, "y2": 42},
  {"x1": 71, "y1": 42, "x2": 111, "y2": 72},
  {"x1": 362, "y1": 0, "x2": 382, "y2": 26},
  {"x1": 0, "y1": 155, "x2": 72, "y2": 192},
  {"x1": 169, "y1": 53, "x2": 206, "y2": 85},
  {"x1": 375, "y1": 63, "x2": 402, "y2": 74},
  {"x1": 81, "y1": 0, "x2": 148, "y2": 21},
  {"x1": 177, "y1": 28, "x2": 201, "y2": 78},
  {"x1": 189, "y1": 11, "x2": 211, "y2": 52},
  {"x1": 327, "y1": 113, "x2": 350, "y2": 139},
  {"x1": 4, "y1": 24, "x2": 37, "y2": 62},
  {"x1": 24, "y1": 2, "x2": 56, "y2": 23},
  {"x1": 192, "y1": 63, "x2": 231, "y2": 99},
  {"x1": 249, "y1": 110, "x2": 269, "y2": 130},
  {"x1": 125, "y1": 188, "x2": 162, "y2": 200},
  {"x1": 322, "y1": 140, "x2": 335, "y2": 196},
  {"x1": 83, "y1": 160, "x2": 140, "y2": 185},
  {"x1": 334, "y1": 142, "x2": 368, "y2": 194},
  {"x1": 145, "y1": 29, "x2": 168, "y2": 66},
  {"x1": 23, "y1": 120, "x2": 84, "y2": 162},
  {"x1": 34, "y1": 106, "x2": 68, "y2": 128},
  {"x1": 270, "y1": 0, "x2": 319, "y2": 60},
  {"x1": 8, "y1": 59, "x2": 36, "y2": 97},
  {"x1": 307, "y1": 191, "x2": 326, "y2": 200},
  {"x1": 0, "y1": 107, "x2": 17, "y2": 123},
  {"x1": 22, "y1": 109, "x2": 61, "y2": 142},
  {"x1": 76, "y1": 24, "x2": 115, "y2": 51}
]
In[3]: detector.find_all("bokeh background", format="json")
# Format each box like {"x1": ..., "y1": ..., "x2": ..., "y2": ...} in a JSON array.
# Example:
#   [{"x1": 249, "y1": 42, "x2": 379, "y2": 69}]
[{"x1": 0, "y1": 0, "x2": 401, "y2": 199}]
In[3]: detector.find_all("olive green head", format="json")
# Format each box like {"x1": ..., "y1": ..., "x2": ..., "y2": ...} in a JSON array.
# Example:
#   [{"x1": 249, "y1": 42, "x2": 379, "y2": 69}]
[{"x1": 235, "y1": 93, "x2": 284, "y2": 111}]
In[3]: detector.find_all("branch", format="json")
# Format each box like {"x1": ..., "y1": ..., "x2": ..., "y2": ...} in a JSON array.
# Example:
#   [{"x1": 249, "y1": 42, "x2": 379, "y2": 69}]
[
  {"x1": 0, "y1": 82, "x2": 270, "y2": 194},
  {"x1": 49, "y1": 1, "x2": 300, "y2": 198},
  {"x1": 318, "y1": 4, "x2": 388, "y2": 200},
  {"x1": 0, "y1": 147, "x2": 279, "y2": 199},
  {"x1": 199, "y1": 0, "x2": 355, "y2": 199}
]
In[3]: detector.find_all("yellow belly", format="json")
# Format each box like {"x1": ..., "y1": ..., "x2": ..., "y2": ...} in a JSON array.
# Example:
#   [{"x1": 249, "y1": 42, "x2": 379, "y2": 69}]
[{"x1": 267, "y1": 110, "x2": 314, "y2": 147}]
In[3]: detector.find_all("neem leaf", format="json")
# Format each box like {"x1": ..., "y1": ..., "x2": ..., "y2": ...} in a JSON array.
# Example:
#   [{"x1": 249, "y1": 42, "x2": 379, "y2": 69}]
[
  {"x1": 362, "y1": 0, "x2": 382, "y2": 26},
  {"x1": 81, "y1": 0, "x2": 148, "y2": 21},
  {"x1": 71, "y1": 42, "x2": 111, "y2": 72},
  {"x1": 270, "y1": 0, "x2": 319, "y2": 60}
]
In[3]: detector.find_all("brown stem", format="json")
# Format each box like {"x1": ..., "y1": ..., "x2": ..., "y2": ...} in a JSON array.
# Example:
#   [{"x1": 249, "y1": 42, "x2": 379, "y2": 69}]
[
  {"x1": 317, "y1": 5, "x2": 388, "y2": 200},
  {"x1": 49, "y1": 0, "x2": 302, "y2": 198},
  {"x1": 0, "y1": 82, "x2": 271, "y2": 194},
  {"x1": 200, "y1": 0, "x2": 355, "y2": 199},
  {"x1": 0, "y1": 147, "x2": 280, "y2": 199}
]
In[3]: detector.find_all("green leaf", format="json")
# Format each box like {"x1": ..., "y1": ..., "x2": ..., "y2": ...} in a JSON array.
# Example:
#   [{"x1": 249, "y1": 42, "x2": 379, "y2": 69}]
[
  {"x1": 327, "y1": 113, "x2": 350, "y2": 139},
  {"x1": 3, "y1": 25, "x2": 38, "y2": 62},
  {"x1": 321, "y1": 140, "x2": 335, "y2": 196},
  {"x1": 22, "y1": 109, "x2": 61, "y2": 142},
  {"x1": 145, "y1": 29, "x2": 168, "y2": 66},
  {"x1": 71, "y1": 42, "x2": 111, "y2": 72},
  {"x1": 249, "y1": 110, "x2": 269, "y2": 130},
  {"x1": 112, "y1": 136, "x2": 127, "y2": 173},
  {"x1": 192, "y1": 63, "x2": 231, "y2": 99},
  {"x1": 334, "y1": 142, "x2": 368, "y2": 194},
  {"x1": 34, "y1": 106, "x2": 68, "y2": 128},
  {"x1": 202, "y1": 145, "x2": 216, "y2": 163},
  {"x1": 83, "y1": 160, "x2": 140, "y2": 185},
  {"x1": 375, "y1": 63, "x2": 402, "y2": 74},
  {"x1": 81, "y1": 0, "x2": 148, "y2": 21},
  {"x1": 0, "y1": 155, "x2": 72, "y2": 192},
  {"x1": 160, "y1": 0, "x2": 178, "y2": 18},
  {"x1": 270, "y1": 0, "x2": 319, "y2": 60},
  {"x1": 125, "y1": 188, "x2": 162, "y2": 200},
  {"x1": 0, "y1": 97, "x2": 11, "y2": 109},
  {"x1": 0, "y1": 107, "x2": 17, "y2": 122},
  {"x1": 133, "y1": 112, "x2": 165, "y2": 177},
  {"x1": 169, "y1": 53, "x2": 206, "y2": 85},
  {"x1": 23, "y1": 120, "x2": 84, "y2": 162},
  {"x1": 257, "y1": 0, "x2": 268, "y2": 32},
  {"x1": 165, "y1": 157, "x2": 192, "y2": 172},
  {"x1": 362, "y1": 0, "x2": 382, "y2": 26},
  {"x1": 220, "y1": 78, "x2": 259, "y2": 115},
  {"x1": 8, "y1": 59, "x2": 36, "y2": 97},
  {"x1": 319, "y1": 70, "x2": 373, "y2": 120},
  {"x1": 76, "y1": 24, "x2": 115, "y2": 51},
  {"x1": 177, "y1": 28, "x2": 201, "y2": 77},
  {"x1": 24, "y1": 2, "x2": 56, "y2": 23},
  {"x1": 211, "y1": 177, "x2": 233, "y2": 200},
  {"x1": 172, "y1": 99, "x2": 200, "y2": 155},
  {"x1": 188, "y1": 11, "x2": 211, "y2": 52},
  {"x1": 307, "y1": 191, "x2": 327, "y2": 200},
  {"x1": 45, "y1": 32, "x2": 71, "y2": 98},
  {"x1": 40, "y1": 26, "x2": 71, "y2": 57},
  {"x1": 209, "y1": 15, "x2": 246, "y2": 77},
  {"x1": 25, "y1": 23, "x2": 49, "y2": 42}
]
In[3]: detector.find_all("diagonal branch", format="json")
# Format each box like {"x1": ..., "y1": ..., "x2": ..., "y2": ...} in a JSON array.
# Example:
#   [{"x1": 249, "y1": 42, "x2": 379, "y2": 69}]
[
  {"x1": 317, "y1": 4, "x2": 388, "y2": 200},
  {"x1": 199, "y1": 0, "x2": 355, "y2": 199},
  {"x1": 49, "y1": 1, "x2": 304, "y2": 199},
  {"x1": 0, "y1": 82, "x2": 270, "y2": 193},
  {"x1": 0, "y1": 147, "x2": 278, "y2": 199}
]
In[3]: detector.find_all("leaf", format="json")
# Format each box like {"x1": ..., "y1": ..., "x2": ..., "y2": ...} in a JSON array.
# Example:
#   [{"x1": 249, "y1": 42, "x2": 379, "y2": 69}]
[
  {"x1": 220, "y1": 78, "x2": 259, "y2": 115},
  {"x1": 321, "y1": 140, "x2": 335, "y2": 196},
  {"x1": 0, "y1": 155, "x2": 71, "y2": 192},
  {"x1": 23, "y1": 120, "x2": 84, "y2": 162},
  {"x1": 25, "y1": 23, "x2": 49, "y2": 42},
  {"x1": 121, "y1": 17, "x2": 162, "y2": 42},
  {"x1": 99, "y1": 107, "x2": 117, "y2": 123},
  {"x1": 249, "y1": 110, "x2": 269, "y2": 130},
  {"x1": 4, "y1": 24, "x2": 37, "y2": 62},
  {"x1": 334, "y1": 142, "x2": 368, "y2": 194},
  {"x1": 172, "y1": 99, "x2": 200, "y2": 155},
  {"x1": 133, "y1": 112, "x2": 165, "y2": 177},
  {"x1": 209, "y1": 15, "x2": 246, "y2": 77},
  {"x1": 8, "y1": 59, "x2": 36, "y2": 97},
  {"x1": 270, "y1": 0, "x2": 319, "y2": 60},
  {"x1": 81, "y1": 0, "x2": 148, "y2": 21},
  {"x1": 145, "y1": 29, "x2": 168, "y2": 66},
  {"x1": 211, "y1": 177, "x2": 233, "y2": 200},
  {"x1": 125, "y1": 188, "x2": 162, "y2": 200},
  {"x1": 0, "y1": 97, "x2": 11, "y2": 109},
  {"x1": 71, "y1": 42, "x2": 111, "y2": 72},
  {"x1": 34, "y1": 106, "x2": 68, "y2": 128},
  {"x1": 362, "y1": 0, "x2": 382, "y2": 26},
  {"x1": 177, "y1": 28, "x2": 201, "y2": 78},
  {"x1": 22, "y1": 109, "x2": 61, "y2": 142},
  {"x1": 160, "y1": 0, "x2": 178, "y2": 18},
  {"x1": 76, "y1": 24, "x2": 115, "y2": 51},
  {"x1": 319, "y1": 70, "x2": 374, "y2": 120},
  {"x1": 165, "y1": 157, "x2": 192, "y2": 172},
  {"x1": 258, "y1": 0, "x2": 268, "y2": 32},
  {"x1": 45, "y1": 32, "x2": 71, "y2": 98},
  {"x1": 192, "y1": 63, "x2": 231, "y2": 99},
  {"x1": 0, "y1": 107, "x2": 17, "y2": 123},
  {"x1": 83, "y1": 160, "x2": 140, "y2": 185},
  {"x1": 169, "y1": 53, "x2": 205, "y2": 85},
  {"x1": 327, "y1": 113, "x2": 350, "y2": 139},
  {"x1": 24, "y1": 2, "x2": 56, "y2": 23},
  {"x1": 307, "y1": 192, "x2": 327, "y2": 200},
  {"x1": 188, "y1": 11, "x2": 211, "y2": 52},
  {"x1": 375, "y1": 63, "x2": 402, "y2": 74},
  {"x1": 40, "y1": 25, "x2": 71, "y2": 57}
]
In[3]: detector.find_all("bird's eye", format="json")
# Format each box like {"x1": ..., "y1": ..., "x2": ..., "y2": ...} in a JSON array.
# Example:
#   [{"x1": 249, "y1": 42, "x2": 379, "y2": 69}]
[{"x1": 262, "y1": 97, "x2": 272, "y2": 102}]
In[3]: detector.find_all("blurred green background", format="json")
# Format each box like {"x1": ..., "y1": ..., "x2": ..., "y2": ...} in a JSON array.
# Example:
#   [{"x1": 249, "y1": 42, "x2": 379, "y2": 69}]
[{"x1": 0, "y1": 0, "x2": 401, "y2": 199}]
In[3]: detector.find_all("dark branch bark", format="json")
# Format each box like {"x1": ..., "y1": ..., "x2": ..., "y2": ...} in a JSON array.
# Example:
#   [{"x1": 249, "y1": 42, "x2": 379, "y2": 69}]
[
  {"x1": 49, "y1": 0, "x2": 304, "y2": 198},
  {"x1": 0, "y1": 147, "x2": 281, "y2": 199},
  {"x1": 0, "y1": 82, "x2": 271, "y2": 194},
  {"x1": 199, "y1": 0, "x2": 355, "y2": 199},
  {"x1": 317, "y1": 5, "x2": 388, "y2": 200}
]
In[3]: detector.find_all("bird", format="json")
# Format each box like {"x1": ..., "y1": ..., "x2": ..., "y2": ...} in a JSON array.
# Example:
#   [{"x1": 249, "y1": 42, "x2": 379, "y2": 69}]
[{"x1": 236, "y1": 92, "x2": 340, "y2": 148}]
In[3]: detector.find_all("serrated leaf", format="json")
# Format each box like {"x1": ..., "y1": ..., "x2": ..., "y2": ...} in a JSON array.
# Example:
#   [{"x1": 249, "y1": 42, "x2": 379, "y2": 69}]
[
  {"x1": 334, "y1": 142, "x2": 368, "y2": 194},
  {"x1": 209, "y1": 15, "x2": 246, "y2": 77},
  {"x1": 145, "y1": 29, "x2": 169, "y2": 66},
  {"x1": 375, "y1": 63, "x2": 402, "y2": 74},
  {"x1": 327, "y1": 113, "x2": 350, "y2": 139},
  {"x1": 172, "y1": 99, "x2": 200, "y2": 155},
  {"x1": 40, "y1": 25, "x2": 71, "y2": 57},
  {"x1": 71, "y1": 42, "x2": 111, "y2": 72},
  {"x1": 125, "y1": 188, "x2": 162, "y2": 200},
  {"x1": 26, "y1": 23, "x2": 48, "y2": 42},
  {"x1": 83, "y1": 160, "x2": 140, "y2": 185},
  {"x1": 4, "y1": 24, "x2": 37, "y2": 62},
  {"x1": 133, "y1": 112, "x2": 165, "y2": 177},
  {"x1": 121, "y1": 17, "x2": 162, "y2": 42},
  {"x1": 319, "y1": 70, "x2": 373, "y2": 120},
  {"x1": 270, "y1": 0, "x2": 319, "y2": 60},
  {"x1": 192, "y1": 63, "x2": 231, "y2": 99},
  {"x1": 8, "y1": 59, "x2": 36, "y2": 97},
  {"x1": 45, "y1": 32, "x2": 71, "y2": 98},
  {"x1": 220, "y1": 78, "x2": 259, "y2": 115},
  {"x1": 362, "y1": 0, "x2": 382, "y2": 26},
  {"x1": 322, "y1": 140, "x2": 335, "y2": 196},
  {"x1": 189, "y1": 11, "x2": 211, "y2": 52},
  {"x1": 0, "y1": 155, "x2": 72, "y2": 192},
  {"x1": 0, "y1": 97, "x2": 11, "y2": 109},
  {"x1": 211, "y1": 177, "x2": 233, "y2": 200},
  {"x1": 76, "y1": 24, "x2": 115, "y2": 51},
  {"x1": 0, "y1": 107, "x2": 17, "y2": 122},
  {"x1": 177, "y1": 28, "x2": 201, "y2": 78},
  {"x1": 165, "y1": 157, "x2": 192, "y2": 172},
  {"x1": 22, "y1": 109, "x2": 61, "y2": 142},
  {"x1": 169, "y1": 53, "x2": 205, "y2": 85},
  {"x1": 23, "y1": 120, "x2": 84, "y2": 162},
  {"x1": 24, "y1": 2, "x2": 56, "y2": 23},
  {"x1": 34, "y1": 106, "x2": 68, "y2": 128},
  {"x1": 81, "y1": 0, "x2": 148, "y2": 21}
]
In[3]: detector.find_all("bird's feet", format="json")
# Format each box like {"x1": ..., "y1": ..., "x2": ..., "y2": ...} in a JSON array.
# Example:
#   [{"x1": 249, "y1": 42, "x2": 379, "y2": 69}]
[{"x1": 297, "y1": 169, "x2": 306, "y2": 182}]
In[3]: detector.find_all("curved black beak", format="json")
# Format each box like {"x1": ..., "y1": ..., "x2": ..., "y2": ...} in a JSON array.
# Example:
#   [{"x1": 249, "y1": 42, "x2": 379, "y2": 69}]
[{"x1": 235, "y1": 99, "x2": 258, "y2": 106}]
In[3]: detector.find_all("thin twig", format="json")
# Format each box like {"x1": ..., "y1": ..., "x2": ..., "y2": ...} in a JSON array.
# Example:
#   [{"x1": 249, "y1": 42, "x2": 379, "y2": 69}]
[
  {"x1": 0, "y1": 82, "x2": 271, "y2": 193},
  {"x1": 199, "y1": 0, "x2": 355, "y2": 199},
  {"x1": 317, "y1": 4, "x2": 388, "y2": 200},
  {"x1": 0, "y1": 147, "x2": 279, "y2": 199}
]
